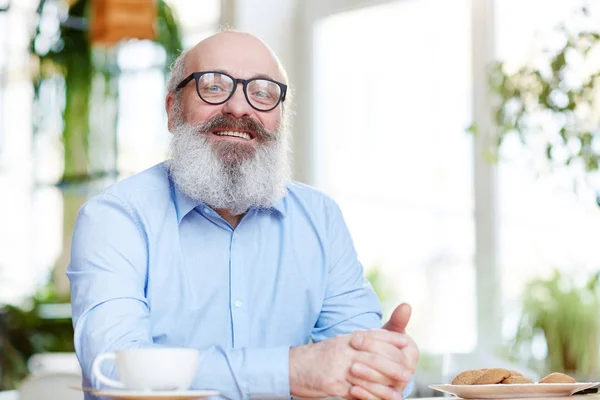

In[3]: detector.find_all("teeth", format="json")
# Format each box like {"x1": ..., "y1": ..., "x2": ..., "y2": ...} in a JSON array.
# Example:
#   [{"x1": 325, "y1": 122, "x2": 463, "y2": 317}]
[{"x1": 213, "y1": 131, "x2": 251, "y2": 140}]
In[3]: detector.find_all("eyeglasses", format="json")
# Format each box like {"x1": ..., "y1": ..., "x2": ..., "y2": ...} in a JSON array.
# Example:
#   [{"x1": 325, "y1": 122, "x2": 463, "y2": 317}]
[{"x1": 175, "y1": 71, "x2": 287, "y2": 112}]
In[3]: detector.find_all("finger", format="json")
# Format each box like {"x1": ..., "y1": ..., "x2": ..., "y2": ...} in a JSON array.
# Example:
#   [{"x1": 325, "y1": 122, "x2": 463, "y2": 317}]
[
  {"x1": 352, "y1": 332, "x2": 419, "y2": 377},
  {"x1": 349, "y1": 384, "x2": 381, "y2": 400},
  {"x1": 393, "y1": 342, "x2": 418, "y2": 375},
  {"x1": 352, "y1": 335, "x2": 405, "y2": 362},
  {"x1": 351, "y1": 330, "x2": 409, "y2": 350},
  {"x1": 348, "y1": 375, "x2": 404, "y2": 400},
  {"x1": 356, "y1": 350, "x2": 413, "y2": 384},
  {"x1": 391, "y1": 335, "x2": 419, "y2": 376},
  {"x1": 402, "y1": 336, "x2": 420, "y2": 371},
  {"x1": 382, "y1": 303, "x2": 412, "y2": 333},
  {"x1": 351, "y1": 362, "x2": 395, "y2": 386}
]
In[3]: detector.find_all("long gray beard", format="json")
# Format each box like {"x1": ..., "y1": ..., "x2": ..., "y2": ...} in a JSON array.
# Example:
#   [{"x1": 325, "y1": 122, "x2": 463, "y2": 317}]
[{"x1": 167, "y1": 122, "x2": 291, "y2": 216}]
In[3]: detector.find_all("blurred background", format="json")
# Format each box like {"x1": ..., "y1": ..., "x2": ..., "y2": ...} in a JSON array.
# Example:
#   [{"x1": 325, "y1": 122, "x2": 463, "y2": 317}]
[{"x1": 2, "y1": 0, "x2": 600, "y2": 397}]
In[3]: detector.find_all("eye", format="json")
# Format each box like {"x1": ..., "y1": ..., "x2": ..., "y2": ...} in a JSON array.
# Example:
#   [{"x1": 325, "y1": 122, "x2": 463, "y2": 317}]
[
  {"x1": 253, "y1": 90, "x2": 271, "y2": 99},
  {"x1": 206, "y1": 84, "x2": 226, "y2": 92}
]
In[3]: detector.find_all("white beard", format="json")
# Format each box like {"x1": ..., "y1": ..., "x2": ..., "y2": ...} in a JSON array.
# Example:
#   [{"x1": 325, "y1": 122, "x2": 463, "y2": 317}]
[{"x1": 167, "y1": 119, "x2": 291, "y2": 216}]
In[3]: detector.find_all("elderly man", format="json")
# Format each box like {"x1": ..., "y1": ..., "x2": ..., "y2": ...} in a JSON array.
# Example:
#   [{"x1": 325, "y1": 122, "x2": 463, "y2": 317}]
[{"x1": 68, "y1": 31, "x2": 419, "y2": 400}]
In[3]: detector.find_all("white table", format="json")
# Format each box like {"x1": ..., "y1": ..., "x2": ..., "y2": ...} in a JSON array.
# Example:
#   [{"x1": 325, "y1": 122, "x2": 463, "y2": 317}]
[{"x1": 0, "y1": 391, "x2": 18, "y2": 400}]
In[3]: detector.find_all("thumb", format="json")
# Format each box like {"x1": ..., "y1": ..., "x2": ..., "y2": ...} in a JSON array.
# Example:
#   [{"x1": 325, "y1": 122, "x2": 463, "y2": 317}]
[{"x1": 383, "y1": 303, "x2": 412, "y2": 333}]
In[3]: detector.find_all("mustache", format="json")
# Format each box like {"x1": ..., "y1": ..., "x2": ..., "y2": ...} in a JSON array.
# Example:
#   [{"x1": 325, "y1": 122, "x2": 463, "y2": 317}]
[{"x1": 197, "y1": 115, "x2": 277, "y2": 142}]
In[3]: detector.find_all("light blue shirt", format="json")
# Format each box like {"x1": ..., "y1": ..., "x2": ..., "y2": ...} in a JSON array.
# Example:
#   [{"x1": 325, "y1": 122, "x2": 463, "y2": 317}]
[{"x1": 68, "y1": 162, "x2": 410, "y2": 400}]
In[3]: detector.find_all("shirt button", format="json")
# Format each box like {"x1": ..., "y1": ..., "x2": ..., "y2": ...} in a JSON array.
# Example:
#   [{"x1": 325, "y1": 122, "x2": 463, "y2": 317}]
[
  {"x1": 204, "y1": 207, "x2": 210, "y2": 214},
  {"x1": 234, "y1": 300, "x2": 243, "y2": 308}
]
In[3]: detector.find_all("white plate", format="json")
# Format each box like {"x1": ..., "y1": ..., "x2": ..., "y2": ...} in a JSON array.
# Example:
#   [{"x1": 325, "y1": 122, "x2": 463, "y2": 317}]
[
  {"x1": 91, "y1": 389, "x2": 220, "y2": 400},
  {"x1": 429, "y1": 382, "x2": 600, "y2": 399}
]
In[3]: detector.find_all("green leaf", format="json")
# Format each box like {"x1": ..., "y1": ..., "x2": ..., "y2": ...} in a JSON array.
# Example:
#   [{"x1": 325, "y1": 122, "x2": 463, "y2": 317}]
[{"x1": 466, "y1": 123, "x2": 479, "y2": 137}]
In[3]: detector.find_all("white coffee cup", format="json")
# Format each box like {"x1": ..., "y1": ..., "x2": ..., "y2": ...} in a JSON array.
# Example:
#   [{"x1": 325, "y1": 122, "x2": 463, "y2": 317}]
[{"x1": 92, "y1": 347, "x2": 200, "y2": 391}]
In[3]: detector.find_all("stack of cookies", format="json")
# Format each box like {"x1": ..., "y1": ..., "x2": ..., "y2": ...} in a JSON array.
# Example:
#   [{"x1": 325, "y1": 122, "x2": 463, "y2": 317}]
[{"x1": 451, "y1": 369, "x2": 576, "y2": 385}]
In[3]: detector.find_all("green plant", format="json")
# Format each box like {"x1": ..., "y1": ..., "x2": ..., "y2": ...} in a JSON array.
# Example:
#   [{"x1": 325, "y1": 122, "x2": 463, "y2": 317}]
[
  {"x1": 0, "y1": 284, "x2": 73, "y2": 390},
  {"x1": 482, "y1": 6, "x2": 600, "y2": 187},
  {"x1": 511, "y1": 269, "x2": 600, "y2": 379},
  {"x1": 31, "y1": 0, "x2": 183, "y2": 183}
]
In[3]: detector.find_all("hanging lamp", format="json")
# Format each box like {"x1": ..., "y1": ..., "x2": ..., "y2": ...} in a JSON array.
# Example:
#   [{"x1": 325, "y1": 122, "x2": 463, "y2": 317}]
[{"x1": 89, "y1": 0, "x2": 156, "y2": 46}]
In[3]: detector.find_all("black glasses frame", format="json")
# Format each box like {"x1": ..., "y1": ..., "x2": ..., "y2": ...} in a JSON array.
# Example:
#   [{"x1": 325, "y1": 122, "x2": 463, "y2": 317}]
[{"x1": 175, "y1": 71, "x2": 287, "y2": 112}]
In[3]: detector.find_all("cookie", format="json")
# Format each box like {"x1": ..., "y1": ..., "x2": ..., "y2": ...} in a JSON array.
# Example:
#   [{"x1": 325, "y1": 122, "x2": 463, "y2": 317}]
[
  {"x1": 452, "y1": 369, "x2": 487, "y2": 385},
  {"x1": 473, "y1": 368, "x2": 511, "y2": 384},
  {"x1": 502, "y1": 375, "x2": 533, "y2": 384},
  {"x1": 539, "y1": 372, "x2": 576, "y2": 383}
]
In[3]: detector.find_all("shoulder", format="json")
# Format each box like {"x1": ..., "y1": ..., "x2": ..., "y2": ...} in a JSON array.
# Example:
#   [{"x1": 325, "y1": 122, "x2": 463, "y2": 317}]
[
  {"x1": 282, "y1": 181, "x2": 346, "y2": 228},
  {"x1": 286, "y1": 180, "x2": 341, "y2": 210},
  {"x1": 80, "y1": 162, "x2": 174, "y2": 219},
  {"x1": 102, "y1": 162, "x2": 172, "y2": 203}
]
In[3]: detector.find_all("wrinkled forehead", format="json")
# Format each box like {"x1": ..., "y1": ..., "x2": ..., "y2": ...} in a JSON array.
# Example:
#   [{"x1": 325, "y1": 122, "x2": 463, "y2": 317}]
[{"x1": 186, "y1": 34, "x2": 286, "y2": 83}]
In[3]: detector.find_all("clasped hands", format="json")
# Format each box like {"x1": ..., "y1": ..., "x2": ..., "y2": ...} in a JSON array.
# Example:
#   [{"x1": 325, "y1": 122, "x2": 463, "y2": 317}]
[{"x1": 290, "y1": 303, "x2": 419, "y2": 400}]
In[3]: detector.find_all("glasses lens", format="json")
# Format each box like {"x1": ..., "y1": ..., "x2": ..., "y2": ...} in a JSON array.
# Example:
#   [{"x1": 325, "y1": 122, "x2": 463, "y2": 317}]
[
  {"x1": 246, "y1": 79, "x2": 282, "y2": 110},
  {"x1": 197, "y1": 72, "x2": 234, "y2": 104}
]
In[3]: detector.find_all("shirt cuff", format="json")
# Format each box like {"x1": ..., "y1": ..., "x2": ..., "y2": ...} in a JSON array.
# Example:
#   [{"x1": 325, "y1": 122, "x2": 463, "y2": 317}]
[
  {"x1": 243, "y1": 346, "x2": 290, "y2": 399},
  {"x1": 402, "y1": 377, "x2": 415, "y2": 398}
]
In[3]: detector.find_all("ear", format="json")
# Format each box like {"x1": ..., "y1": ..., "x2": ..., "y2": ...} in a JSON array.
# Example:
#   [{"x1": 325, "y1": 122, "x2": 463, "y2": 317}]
[{"x1": 166, "y1": 93, "x2": 177, "y2": 132}]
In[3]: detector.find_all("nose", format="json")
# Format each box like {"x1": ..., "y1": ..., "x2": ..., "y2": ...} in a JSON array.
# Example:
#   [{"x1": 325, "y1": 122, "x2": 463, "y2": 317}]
[{"x1": 221, "y1": 83, "x2": 253, "y2": 118}]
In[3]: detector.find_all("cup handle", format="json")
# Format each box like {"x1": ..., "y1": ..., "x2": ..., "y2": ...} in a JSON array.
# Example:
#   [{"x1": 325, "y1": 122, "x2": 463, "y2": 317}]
[{"x1": 92, "y1": 353, "x2": 125, "y2": 389}]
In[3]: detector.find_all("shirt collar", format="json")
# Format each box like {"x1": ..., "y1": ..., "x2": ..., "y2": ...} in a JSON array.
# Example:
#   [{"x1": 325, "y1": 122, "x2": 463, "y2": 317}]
[
  {"x1": 172, "y1": 182, "x2": 202, "y2": 224},
  {"x1": 270, "y1": 194, "x2": 287, "y2": 217},
  {"x1": 171, "y1": 181, "x2": 288, "y2": 223}
]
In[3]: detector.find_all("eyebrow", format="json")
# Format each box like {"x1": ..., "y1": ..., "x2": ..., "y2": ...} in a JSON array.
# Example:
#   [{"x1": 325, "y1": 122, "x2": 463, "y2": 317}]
[{"x1": 209, "y1": 68, "x2": 277, "y2": 81}]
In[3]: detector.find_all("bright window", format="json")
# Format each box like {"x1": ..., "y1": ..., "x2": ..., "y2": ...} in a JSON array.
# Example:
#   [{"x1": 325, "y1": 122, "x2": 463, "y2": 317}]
[{"x1": 313, "y1": 0, "x2": 475, "y2": 353}]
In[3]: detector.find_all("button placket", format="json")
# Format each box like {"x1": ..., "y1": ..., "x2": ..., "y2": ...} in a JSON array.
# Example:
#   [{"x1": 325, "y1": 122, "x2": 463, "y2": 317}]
[
  {"x1": 229, "y1": 227, "x2": 248, "y2": 347},
  {"x1": 231, "y1": 231, "x2": 243, "y2": 310}
]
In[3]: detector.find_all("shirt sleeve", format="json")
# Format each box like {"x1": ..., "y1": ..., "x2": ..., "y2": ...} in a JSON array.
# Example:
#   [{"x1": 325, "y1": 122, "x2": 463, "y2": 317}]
[
  {"x1": 311, "y1": 200, "x2": 383, "y2": 341},
  {"x1": 311, "y1": 200, "x2": 414, "y2": 399},
  {"x1": 68, "y1": 193, "x2": 289, "y2": 400}
]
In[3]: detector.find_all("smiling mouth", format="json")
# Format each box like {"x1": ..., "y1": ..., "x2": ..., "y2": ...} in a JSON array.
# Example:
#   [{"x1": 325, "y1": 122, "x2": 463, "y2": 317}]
[{"x1": 211, "y1": 130, "x2": 254, "y2": 140}]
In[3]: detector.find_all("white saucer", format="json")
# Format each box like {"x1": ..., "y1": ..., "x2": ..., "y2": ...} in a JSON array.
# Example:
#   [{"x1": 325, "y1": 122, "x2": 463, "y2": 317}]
[{"x1": 91, "y1": 389, "x2": 220, "y2": 399}]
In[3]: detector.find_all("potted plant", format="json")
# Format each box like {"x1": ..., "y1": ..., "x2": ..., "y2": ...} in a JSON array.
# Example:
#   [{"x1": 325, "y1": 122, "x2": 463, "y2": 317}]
[{"x1": 511, "y1": 269, "x2": 600, "y2": 380}]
